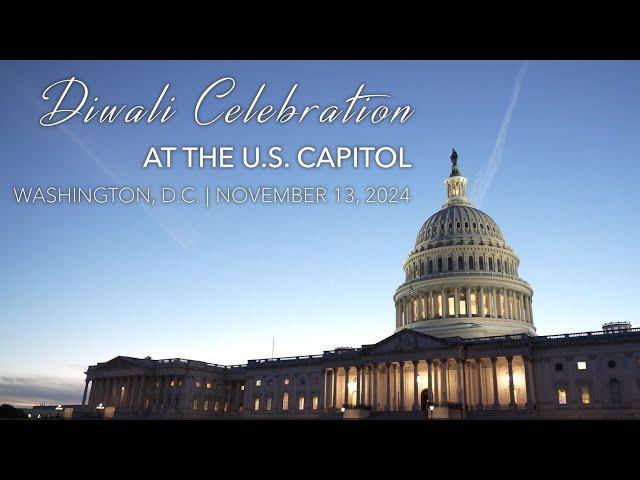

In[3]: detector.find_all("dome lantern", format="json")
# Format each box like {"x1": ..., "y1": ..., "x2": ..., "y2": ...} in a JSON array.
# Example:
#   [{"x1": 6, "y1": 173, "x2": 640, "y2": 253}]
[{"x1": 443, "y1": 148, "x2": 472, "y2": 208}]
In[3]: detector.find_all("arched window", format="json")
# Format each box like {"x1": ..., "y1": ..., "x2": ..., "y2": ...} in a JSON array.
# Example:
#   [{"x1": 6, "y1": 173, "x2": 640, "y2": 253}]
[
  {"x1": 428, "y1": 260, "x2": 433, "y2": 274},
  {"x1": 282, "y1": 392, "x2": 290, "y2": 411},
  {"x1": 489, "y1": 258, "x2": 493, "y2": 271},
  {"x1": 609, "y1": 379, "x2": 622, "y2": 403},
  {"x1": 468, "y1": 256, "x2": 475, "y2": 270},
  {"x1": 505, "y1": 262, "x2": 510, "y2": 275},
  {"x1": 458, "y1": 256, "x2": 464, "y2": 270},
  {"x1": 420, "y1": 261, "x2": 424, "y2": 277},
  {"x1": 447, "y1": 257, "x2": 453, "y2": 271},
  {"x1": 479, "y1": 257, "x2": 484, "y2": 270},
  {"x1": 437, "y1": 258, "x2": 443, "y2": 272},
  {"x1": 497, "y1": 259, "x2": 502, "y2": 272}
]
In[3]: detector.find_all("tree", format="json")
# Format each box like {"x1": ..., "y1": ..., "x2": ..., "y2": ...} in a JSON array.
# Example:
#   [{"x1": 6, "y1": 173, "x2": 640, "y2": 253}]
[{"x1": 0, "y1": 404, "x2": 28, "y2": 419}]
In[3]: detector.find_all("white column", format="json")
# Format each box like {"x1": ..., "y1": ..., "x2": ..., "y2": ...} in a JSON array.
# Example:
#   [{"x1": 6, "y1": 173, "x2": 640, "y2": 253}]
[
  {"x1": 491, "y1": 357, "x2": 500, "y2": 408},
  {"x1": 479, "y1": 287, "x2": 484, "y2": 317},
  {"x1": 442, "y1": 288, "x2": 449, "y2": 317},
  {"x1": 332, "y1": 368, "x2": 338, "y2": 409},
  {"x1": 399, "y1": 362, "x2": 405, "y2": 412},
  {"x1": 453, "y1": 287, "x2": 459, "y2": 317},
  {"x1": 385, "y1": 363, "x2": 391, "y2": 412},
  {"x1": 82, "y1": 380, "x2": 89, "y2": 406},
  {"x1": 507, "y1": 356, "x2": 516, "y2": 408},
  {"x1": 343, "y1": 367, "x2": 350, "y2": 407},
  {"x1": 373, "y1": 365, "x2": 378, "y2": 410},
  {"x1": 412, "y1": 360, "x2": 419, "y2": 411},
  {"x1": 440, "y1": 359, "x2": 448, "y2": 405},
  {"x1": 355, "y1": 366, "x2": 361, "y2": 407},
  {"x1": 491, "y1": 287, "x2": 498, "y2": 318},
  {"x1": 427, "y1": 360, "x2": 434, "y2": 404},
  {"x1": 466, "y1": 287, "x2": 472, "y2": 317},
  {"x1": 475, "y1": 360, "x2": 483, "y2": 408},
  {"x1": 428, "y1": 291, "x2": 434, "y2": 319}
]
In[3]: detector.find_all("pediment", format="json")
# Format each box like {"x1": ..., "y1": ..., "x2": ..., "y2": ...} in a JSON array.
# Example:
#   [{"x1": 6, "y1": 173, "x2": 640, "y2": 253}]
[
  {"x1": 363, "y1": 329, "x2": 448, "y2": 356},
  {"x1": 96, "y1": 356, "x2": 148, "y2": 370}
]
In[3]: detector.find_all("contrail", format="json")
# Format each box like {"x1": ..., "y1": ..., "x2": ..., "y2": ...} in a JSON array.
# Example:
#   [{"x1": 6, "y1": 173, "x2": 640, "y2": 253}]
[
  {"x1": 3, "y1": 68, "x2": 200, "y2": 250},
  {"x1": 471, "y1": 61, "x2": 528, "y2": 208}
]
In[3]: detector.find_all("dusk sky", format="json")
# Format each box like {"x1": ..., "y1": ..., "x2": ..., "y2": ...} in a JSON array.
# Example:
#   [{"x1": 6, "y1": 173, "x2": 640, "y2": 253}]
[{"x1": 1, "y1": 60, "x2": 639, "y2": 407}]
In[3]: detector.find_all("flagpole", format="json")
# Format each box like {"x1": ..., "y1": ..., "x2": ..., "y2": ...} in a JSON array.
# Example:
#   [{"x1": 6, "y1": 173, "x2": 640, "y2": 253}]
[{"x1": 271, "y1": 337, "x2": 275, "y2": 359}]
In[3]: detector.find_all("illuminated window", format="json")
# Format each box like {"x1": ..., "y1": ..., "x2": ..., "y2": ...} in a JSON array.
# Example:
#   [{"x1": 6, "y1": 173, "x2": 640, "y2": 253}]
[
  {"x1": 266, "y1": 397, "x2": 272, "y2": 411},
  {"x1": 204, "y1": 400, "x2": 209, "y2": 411},
  {"x1": 577, "y1": 361, "x2": 587, "y2": 370},
  {"x1": 459, "y1": 291, "x2": 467, "y2": 316},
  {"x1": 470, "y1": 292, "x2": 478, "y2": 316},
  {"x1": 217, "y1": 384, "x2": 222, "y2": 391},
  {"x1": 254, "y1": 398, "x2": 260, "y2": 411},
  {"x1": 284, "y1": 378, "x2": 290, "y2": 385},
  {"x1": 195, "y1": 381, "x2": 201, "y2": 388},
  {"x1": 557, "y1": 387, "x2": 567, "y2": 405},
  {"x1": 312, "y1": 396, "x2": 319, "y2": 410},
  {"x1": 206, "y1": 383, "x2": 212, "y2": 389},
  {"x1": 298, "y1": 396, "x2": 305, "y2": 411},
  {"x1": 282, "y1": 392, "x2": 289, "y2": 411},
  {"x1": 192, "y1": 399, "x2": 199, "y2": 411},
  {"x1": 214, "y1": 401, "x2": 220, "y2": 412},
  {"x1": 224, "y1": 402, "x2": 228, "y2": 412},
  {"x1": 256, "y1": 379, "x2": 262, "y2": 387},
  {"x1": 170, "y1": 380, "x2": 175, "y2": 387},
  {"x1": 448, "y1": 295, "x2": 455, "y2": 316},
  {"x1": 580, "y1": 385, "x2": 590, "y2": 405},
  {"x1": 240, "y1": 385, "x2": 244, "y2": 391},
  {"x1": 178, "y1": 380, "x2": 182, "y2": 386}
]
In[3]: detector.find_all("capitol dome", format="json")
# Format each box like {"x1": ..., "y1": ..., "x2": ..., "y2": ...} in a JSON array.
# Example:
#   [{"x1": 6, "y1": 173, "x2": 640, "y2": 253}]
[{"x1": 394, "y1": 149, "x2": 535, "y2": 339}]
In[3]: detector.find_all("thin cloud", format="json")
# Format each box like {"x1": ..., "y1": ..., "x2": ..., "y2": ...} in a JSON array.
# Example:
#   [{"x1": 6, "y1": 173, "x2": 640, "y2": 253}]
[
  {"x1": 471, "y1": 62, "x2": 528, "y2": 207},
  {"x1": 0, "y1": 375, "x2": 83, "y2": 408}
]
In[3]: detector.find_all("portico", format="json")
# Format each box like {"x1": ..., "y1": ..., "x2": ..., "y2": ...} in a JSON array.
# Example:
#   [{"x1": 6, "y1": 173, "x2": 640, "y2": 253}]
[{"x1": 320, "y1": 329, "x2": 532, "y2": 415}]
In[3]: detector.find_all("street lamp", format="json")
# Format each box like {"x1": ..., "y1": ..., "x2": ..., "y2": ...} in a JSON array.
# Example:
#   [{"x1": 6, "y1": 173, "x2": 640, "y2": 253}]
[
  {"x1": 55, "y1": 405, "x2": 63, "y2": 418},
  {"x1": 96, "y1": 403, "x2": 105, "y2": 418}
]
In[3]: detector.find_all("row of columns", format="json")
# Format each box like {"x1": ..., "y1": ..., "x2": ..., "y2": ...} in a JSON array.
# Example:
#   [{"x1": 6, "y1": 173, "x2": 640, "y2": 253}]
[
  {"x1": 396, "y1": 287, "x2": 533, "y2": 327},
  {"x1": 324, "y1": 355, "x2": 535, "y2": 412},
  {"x1": 86, "y1": 375, "x2": 237, "y2": 414}
]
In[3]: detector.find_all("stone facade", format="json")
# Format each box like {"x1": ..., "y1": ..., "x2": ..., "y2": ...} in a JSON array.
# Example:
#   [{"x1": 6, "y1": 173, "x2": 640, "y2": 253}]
[{"x1": 77, "y1": 151, "x2": 640, "y2": 420}]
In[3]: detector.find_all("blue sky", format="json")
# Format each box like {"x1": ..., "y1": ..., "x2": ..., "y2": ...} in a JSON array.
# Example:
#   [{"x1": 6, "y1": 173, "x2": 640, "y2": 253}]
[{"x1": 1, "y1": 60, "x2": 639, "y2": 407}]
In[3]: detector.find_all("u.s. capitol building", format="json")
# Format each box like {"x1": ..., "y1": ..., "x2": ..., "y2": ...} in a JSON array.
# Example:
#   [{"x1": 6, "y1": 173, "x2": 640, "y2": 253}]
[{"x1": 77, "y1": 151, "x2": 640, "y2": 419}]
